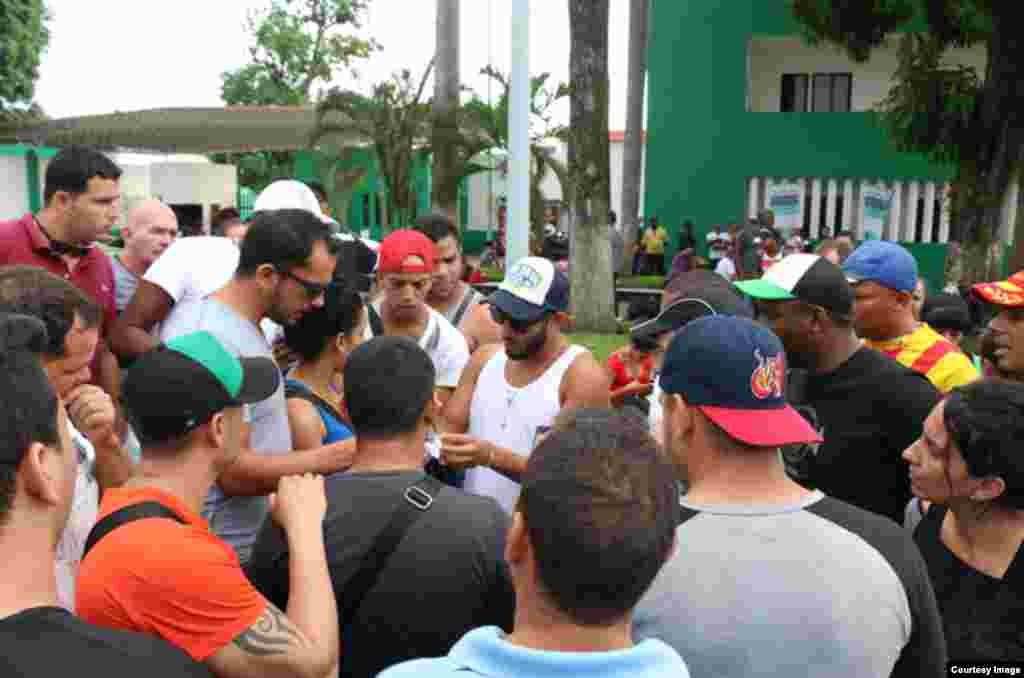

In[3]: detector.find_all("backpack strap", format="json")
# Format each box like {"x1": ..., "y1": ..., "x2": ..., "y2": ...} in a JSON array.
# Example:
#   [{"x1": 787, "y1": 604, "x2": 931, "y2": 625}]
[
  {"x1": 450, "y1": 288, "x2": 478, "y2": 328},
  {"x1": 339, "y1": 475, "x2": 443, "y2": 629},
  {"x1": 367, "y1": 303, "x2": 385, "y2": 337},
  {"x1": 83, "y1": 501, "x2": 186, "y2": 560}
]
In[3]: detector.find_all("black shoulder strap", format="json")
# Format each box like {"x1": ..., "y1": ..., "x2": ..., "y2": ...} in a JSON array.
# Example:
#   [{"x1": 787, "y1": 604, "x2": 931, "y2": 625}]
[
  {"x1": 450, "y1": 288, "x2": 477, "y2": 328},
  {"x1": 339, "y1": 475, "x2": 442, "y2": 629},
  {"x1": 367, "y1": 303, "x2": 385, "y2": 337},
  {"x1": 83, "y1": 501, "x2": 186, "y2": 559}
]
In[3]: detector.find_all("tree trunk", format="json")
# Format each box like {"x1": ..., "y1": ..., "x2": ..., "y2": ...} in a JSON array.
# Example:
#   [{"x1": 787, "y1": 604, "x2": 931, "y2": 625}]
[
  {"x1": 953, "y1": 8, "x2": 1024, "y2": 283},
  {"x1": 431, "y1": 0, "x2": 461, "y2": 222},
  {"x1": 567, "y1": 0, "x2": 616, "y2": 333},
  {"x1": 620, "y1": 0, "x2": 648, "y2": 274}
]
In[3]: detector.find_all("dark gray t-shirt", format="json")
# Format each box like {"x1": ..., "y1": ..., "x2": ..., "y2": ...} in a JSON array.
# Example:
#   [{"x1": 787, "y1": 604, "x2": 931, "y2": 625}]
[
  {"x1": 634, "y1": 492, "x2": 946, "y2": 678},
  {"x1": 160, "y1": 297, "x2": 291, "y2": 564},
  {"x1": 247, "y1": 470, "x2": 515, "y2": 678}
]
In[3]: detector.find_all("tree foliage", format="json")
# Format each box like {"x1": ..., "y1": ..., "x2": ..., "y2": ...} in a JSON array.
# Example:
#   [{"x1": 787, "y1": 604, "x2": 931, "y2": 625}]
[
  {"x1": 474, "y1": 67, "x2": 570, "y2": 248},
  {"x1": 215, "y1": 0, "x2": 377, "y2": 205},
  {"x1": 312, "y1": 62, "x2": 434, "y2": 232},
  {"x1": 220, "y1": 0, "x2": 378, "y2": 107},
  {"x1": 791, "y1": 0, "x2": 1023, "y2": 264},
  {"x1": 0, "y1": 0, "x2": 50, "y2": 115}
]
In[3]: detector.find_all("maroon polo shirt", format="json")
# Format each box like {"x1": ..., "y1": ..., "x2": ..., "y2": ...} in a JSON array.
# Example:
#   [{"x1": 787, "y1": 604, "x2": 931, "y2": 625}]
[{"x1": 0, "y1": 213, "x2": 117, "y2": 363}]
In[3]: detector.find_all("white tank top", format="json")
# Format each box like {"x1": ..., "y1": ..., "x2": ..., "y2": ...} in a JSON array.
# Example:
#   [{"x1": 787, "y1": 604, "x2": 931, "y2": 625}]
[{"x1": 463, "y1": 344, "x2": 588, "y2": 514}]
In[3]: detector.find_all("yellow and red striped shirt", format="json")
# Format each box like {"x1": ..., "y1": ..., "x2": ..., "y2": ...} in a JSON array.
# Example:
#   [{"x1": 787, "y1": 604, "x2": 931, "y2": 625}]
[{"x1": 866, "y1": 323, "x2": 978, "y2": 394}]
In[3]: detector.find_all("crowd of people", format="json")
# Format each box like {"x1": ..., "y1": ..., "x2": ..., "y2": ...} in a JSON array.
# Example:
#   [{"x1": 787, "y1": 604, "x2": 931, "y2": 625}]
[{"x1": 0, "y1": 144, "x2": 1022, "y2": 677}]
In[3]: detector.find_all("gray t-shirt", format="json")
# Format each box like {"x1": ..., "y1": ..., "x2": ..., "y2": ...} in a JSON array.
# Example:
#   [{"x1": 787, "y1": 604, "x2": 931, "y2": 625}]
[
  {"x1": 634, "y1": 492, "x2": 946, "y2": 678},
  {"x1": 111, "y1": 256, "x2": 140, "y2": 314},
  {"x1": 160, "y1": 298, "x2": 292, "y2": 564}
]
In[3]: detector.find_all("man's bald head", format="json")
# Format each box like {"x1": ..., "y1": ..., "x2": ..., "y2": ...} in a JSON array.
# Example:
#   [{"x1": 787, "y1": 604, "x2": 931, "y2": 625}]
[{"x1": 122, "y1": 198, "x2": 178, "y2": 269}]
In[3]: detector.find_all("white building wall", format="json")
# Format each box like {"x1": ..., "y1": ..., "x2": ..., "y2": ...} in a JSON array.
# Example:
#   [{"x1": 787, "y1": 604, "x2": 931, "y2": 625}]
[
  {"x1": 748, "y1": 36, "x2": 986, "y2": 113},
  {"x1": 0, "y1": 156, "x2": 30, "y2": 221}
]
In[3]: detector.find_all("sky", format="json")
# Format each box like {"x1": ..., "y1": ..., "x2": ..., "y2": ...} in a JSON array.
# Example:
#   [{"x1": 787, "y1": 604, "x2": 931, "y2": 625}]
[{"x1": 34, "y1": 0, "x2": 635, "y2": 129}]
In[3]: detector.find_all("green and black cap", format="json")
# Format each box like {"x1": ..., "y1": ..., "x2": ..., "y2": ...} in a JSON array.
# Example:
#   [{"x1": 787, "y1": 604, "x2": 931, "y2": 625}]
[
  {"x1": 123, "y1": 331, "x2": 280, "y2": 445},
  {"x1": 734, "y1": 253, "x2": 854, "y2": 319}
]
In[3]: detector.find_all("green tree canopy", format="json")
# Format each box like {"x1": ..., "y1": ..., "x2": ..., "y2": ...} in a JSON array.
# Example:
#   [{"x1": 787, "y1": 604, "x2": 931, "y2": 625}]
[
  {"x1": 0, "y1": 0, "x2": 50, "y2": 117},
  {"x1": 220, "y1": 0, "x2": 378, "y2": 107}
]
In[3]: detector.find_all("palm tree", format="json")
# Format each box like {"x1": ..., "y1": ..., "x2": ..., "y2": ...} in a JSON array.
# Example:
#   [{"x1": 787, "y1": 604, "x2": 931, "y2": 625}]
[
  {"x1": 568, "y1": 0, "x2": 616, "y2": 332},
  {"x1": 431, "y1": 0, "x2": 462, "y2": 220},
  {"x1": 475, "y1": 67, "x2": 571, "y2": 251},
  {"x1": 621, "y1": 0, "x2": 649, "y2": 273},
  {"x1": 311, "y1": 61, "x2": 434, "y2": 233}
]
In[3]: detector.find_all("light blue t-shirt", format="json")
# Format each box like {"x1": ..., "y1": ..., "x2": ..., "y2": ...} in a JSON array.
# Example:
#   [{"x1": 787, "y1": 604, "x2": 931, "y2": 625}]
[
  {"x1": 160, "y1": 297, "x2": 292, "y2": 564},
  {"x1": 378, "y1": 626, "x2": 689, "y2": 678}
]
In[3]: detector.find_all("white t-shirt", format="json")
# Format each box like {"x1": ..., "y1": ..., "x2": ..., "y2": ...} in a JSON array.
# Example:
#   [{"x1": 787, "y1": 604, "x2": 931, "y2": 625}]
[
  {"x1": 55, "y1": 418, "x2": 98, "y2": 613},
  {"x1": 715, "y1": 257, "x2": 737, "y2": 281},
  {"x1": 366, "y1": 303, "x2": 469, "y2": 389},
  {"x1": 144, "y1": 236, "x2": 239, "y2": 307},
  {"x1": 143, "y1": 236, "x2": 285, "y2": 343}
]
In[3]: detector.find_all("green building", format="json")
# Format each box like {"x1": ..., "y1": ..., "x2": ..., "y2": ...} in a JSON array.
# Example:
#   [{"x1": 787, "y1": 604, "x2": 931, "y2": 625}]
[{"x1": 642, "y1": 0, "x2": 1003, "y2": 289}]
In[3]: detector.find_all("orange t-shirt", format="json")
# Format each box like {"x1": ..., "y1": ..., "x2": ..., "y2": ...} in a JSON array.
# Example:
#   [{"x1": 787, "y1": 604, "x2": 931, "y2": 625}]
[{"x1": 76, "y1": 486, "x2": 268, "y2": 661}]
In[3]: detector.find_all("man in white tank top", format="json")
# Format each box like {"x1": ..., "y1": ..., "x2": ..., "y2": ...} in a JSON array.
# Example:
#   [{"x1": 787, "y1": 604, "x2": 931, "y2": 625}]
[
  {"x1": 441, "y1": 257, "x2": 611, "y2": 514},
  {"x1": 413, "y1": 213, "x2": 502, "y2": 354}
]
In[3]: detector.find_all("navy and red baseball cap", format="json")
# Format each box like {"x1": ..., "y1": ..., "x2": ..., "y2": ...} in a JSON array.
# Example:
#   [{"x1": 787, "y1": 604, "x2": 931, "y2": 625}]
[{"x1": 659, "y1": 315, "x2": 821, "y2": 447}]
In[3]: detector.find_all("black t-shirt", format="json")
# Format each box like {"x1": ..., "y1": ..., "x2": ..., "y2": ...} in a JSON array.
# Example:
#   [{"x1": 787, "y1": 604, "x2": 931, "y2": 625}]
[
  {"x1": 0, "y1": 606, "x2": 211, "y2": 677},
  {"x1": 797, "y1": 347, "x2": 940, "y2": 524},
  {"x1": 247, "y1": 470, "x2": 515, "y2": 678},
  {"x1": 914, "y1": 505, "x2": 1024, "y2": 662}
]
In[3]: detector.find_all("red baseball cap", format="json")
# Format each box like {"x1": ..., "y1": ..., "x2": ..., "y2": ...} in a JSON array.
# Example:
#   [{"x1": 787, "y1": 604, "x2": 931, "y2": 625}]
[{"x1": 378, "y1": 229, "x2": 435, "y2": 274}]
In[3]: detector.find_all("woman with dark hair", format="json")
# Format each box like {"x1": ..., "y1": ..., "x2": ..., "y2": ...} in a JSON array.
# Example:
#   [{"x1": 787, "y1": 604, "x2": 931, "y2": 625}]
[
  {"x1": 902, "y1": 378, "x2": 1024, "y2": 661},
  {"x1": 283, "y1": 283, "x2": 367, "y2": 449}
]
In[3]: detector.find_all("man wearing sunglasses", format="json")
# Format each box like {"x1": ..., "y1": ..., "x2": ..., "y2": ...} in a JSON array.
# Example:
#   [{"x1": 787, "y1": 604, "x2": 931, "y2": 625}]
[
  {"x1": 159, "y1": 209, "x2": 354, "y2": 566},
  {"x1": 441, "y1": 257, "x2": 611, "y2": 515},
  {"x1": 736, "y1": 253, "x2": 941, "y2": 524}
]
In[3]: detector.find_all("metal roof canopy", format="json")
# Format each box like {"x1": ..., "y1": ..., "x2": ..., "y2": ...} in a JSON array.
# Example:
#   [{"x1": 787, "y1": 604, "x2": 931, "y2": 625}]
[{"x1": 0, "y1": 106, "x2": 366, "y2": 154}]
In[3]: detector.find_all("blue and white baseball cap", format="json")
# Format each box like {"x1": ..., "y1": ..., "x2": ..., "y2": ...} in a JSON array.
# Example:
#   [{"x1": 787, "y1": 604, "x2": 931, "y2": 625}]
[
  {"x1": 842, "y1": 241, "x2": 918, "y2": 293},
  {"x1": 659, "y1": 316, "x2": 821, "y2": 447},
  {"x1": 489, "y1": 256, "x2": 570, "y2": 323}
]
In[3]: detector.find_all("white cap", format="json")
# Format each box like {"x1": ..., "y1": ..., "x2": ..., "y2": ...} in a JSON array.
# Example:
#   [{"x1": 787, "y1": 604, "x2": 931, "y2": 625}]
[{"x1": 253, "y1": 180, "x2": 329, "y2": 223}]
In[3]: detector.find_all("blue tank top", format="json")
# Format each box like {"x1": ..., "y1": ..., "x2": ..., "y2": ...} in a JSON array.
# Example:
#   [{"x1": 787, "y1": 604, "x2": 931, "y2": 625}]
[{"x1": 284, "y1": 379, "x2": 353, "y2": 444}]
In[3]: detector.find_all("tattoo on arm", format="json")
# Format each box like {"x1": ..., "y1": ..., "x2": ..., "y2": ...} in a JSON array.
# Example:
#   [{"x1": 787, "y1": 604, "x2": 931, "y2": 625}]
[{"x1": 233, "y1": 604, "x2": 305, "y2": 657}]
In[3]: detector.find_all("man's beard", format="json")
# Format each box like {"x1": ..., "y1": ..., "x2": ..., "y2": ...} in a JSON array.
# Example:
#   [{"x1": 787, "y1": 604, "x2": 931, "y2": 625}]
[{"x1": 507, "y1": 326, "x2": 548, "y2": 360}]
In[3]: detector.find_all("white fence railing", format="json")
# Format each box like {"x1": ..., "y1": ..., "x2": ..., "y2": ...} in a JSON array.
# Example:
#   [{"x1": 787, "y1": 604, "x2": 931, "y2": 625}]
[{"x1": 747, "y1": 176, "x2": 958, "y2": 243}]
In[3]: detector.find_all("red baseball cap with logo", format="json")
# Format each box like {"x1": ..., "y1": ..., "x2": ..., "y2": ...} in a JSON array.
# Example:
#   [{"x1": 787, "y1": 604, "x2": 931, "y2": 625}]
[
  {"x1": 377, "y1": 229, "x2": 435, "y2": 274},
  {"x1": 973, "y1": 270, "x2": 1024, "y2": 308}
]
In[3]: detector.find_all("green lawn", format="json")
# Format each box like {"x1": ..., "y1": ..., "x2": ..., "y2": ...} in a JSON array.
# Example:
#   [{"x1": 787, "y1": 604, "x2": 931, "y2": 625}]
[{"x1": 568, "y1": 332, "x2": 627, "y2": 364}]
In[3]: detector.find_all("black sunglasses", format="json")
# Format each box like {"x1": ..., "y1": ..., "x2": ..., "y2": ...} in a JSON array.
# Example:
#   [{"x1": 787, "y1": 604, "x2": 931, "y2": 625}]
[
  {"x1": 489, "y1": 305, "x2": 548, "y2": 333},
  {"x1": 278, "y1": 268, "x2": 330, "y2": 299}
]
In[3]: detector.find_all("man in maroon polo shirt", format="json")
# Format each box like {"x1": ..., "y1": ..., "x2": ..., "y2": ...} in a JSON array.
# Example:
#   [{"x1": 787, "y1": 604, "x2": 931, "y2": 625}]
[{"x1": 0, "y1": 146, "x2": 122, "y2": 404}]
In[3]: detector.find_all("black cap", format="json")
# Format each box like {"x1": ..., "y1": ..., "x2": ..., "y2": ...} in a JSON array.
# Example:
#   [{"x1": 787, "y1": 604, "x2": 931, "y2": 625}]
[{"x1": 123, "y1": 331, "x2": 280, "y2": 445}]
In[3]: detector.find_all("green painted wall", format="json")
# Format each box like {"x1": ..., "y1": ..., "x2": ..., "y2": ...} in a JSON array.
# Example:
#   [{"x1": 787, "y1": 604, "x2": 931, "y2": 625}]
[{"x1": 644, "y1": 0, "x2": 956, "y2": 262}]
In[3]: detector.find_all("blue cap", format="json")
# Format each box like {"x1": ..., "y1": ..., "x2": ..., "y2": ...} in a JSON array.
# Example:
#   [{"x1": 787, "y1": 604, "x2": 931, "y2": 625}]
[
  {"x1": 659, "y1": 316, "x2": 821, "y2": 447},
  {"x1": 842, "y1": 240, "x2": 917, "y2": 293}
]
